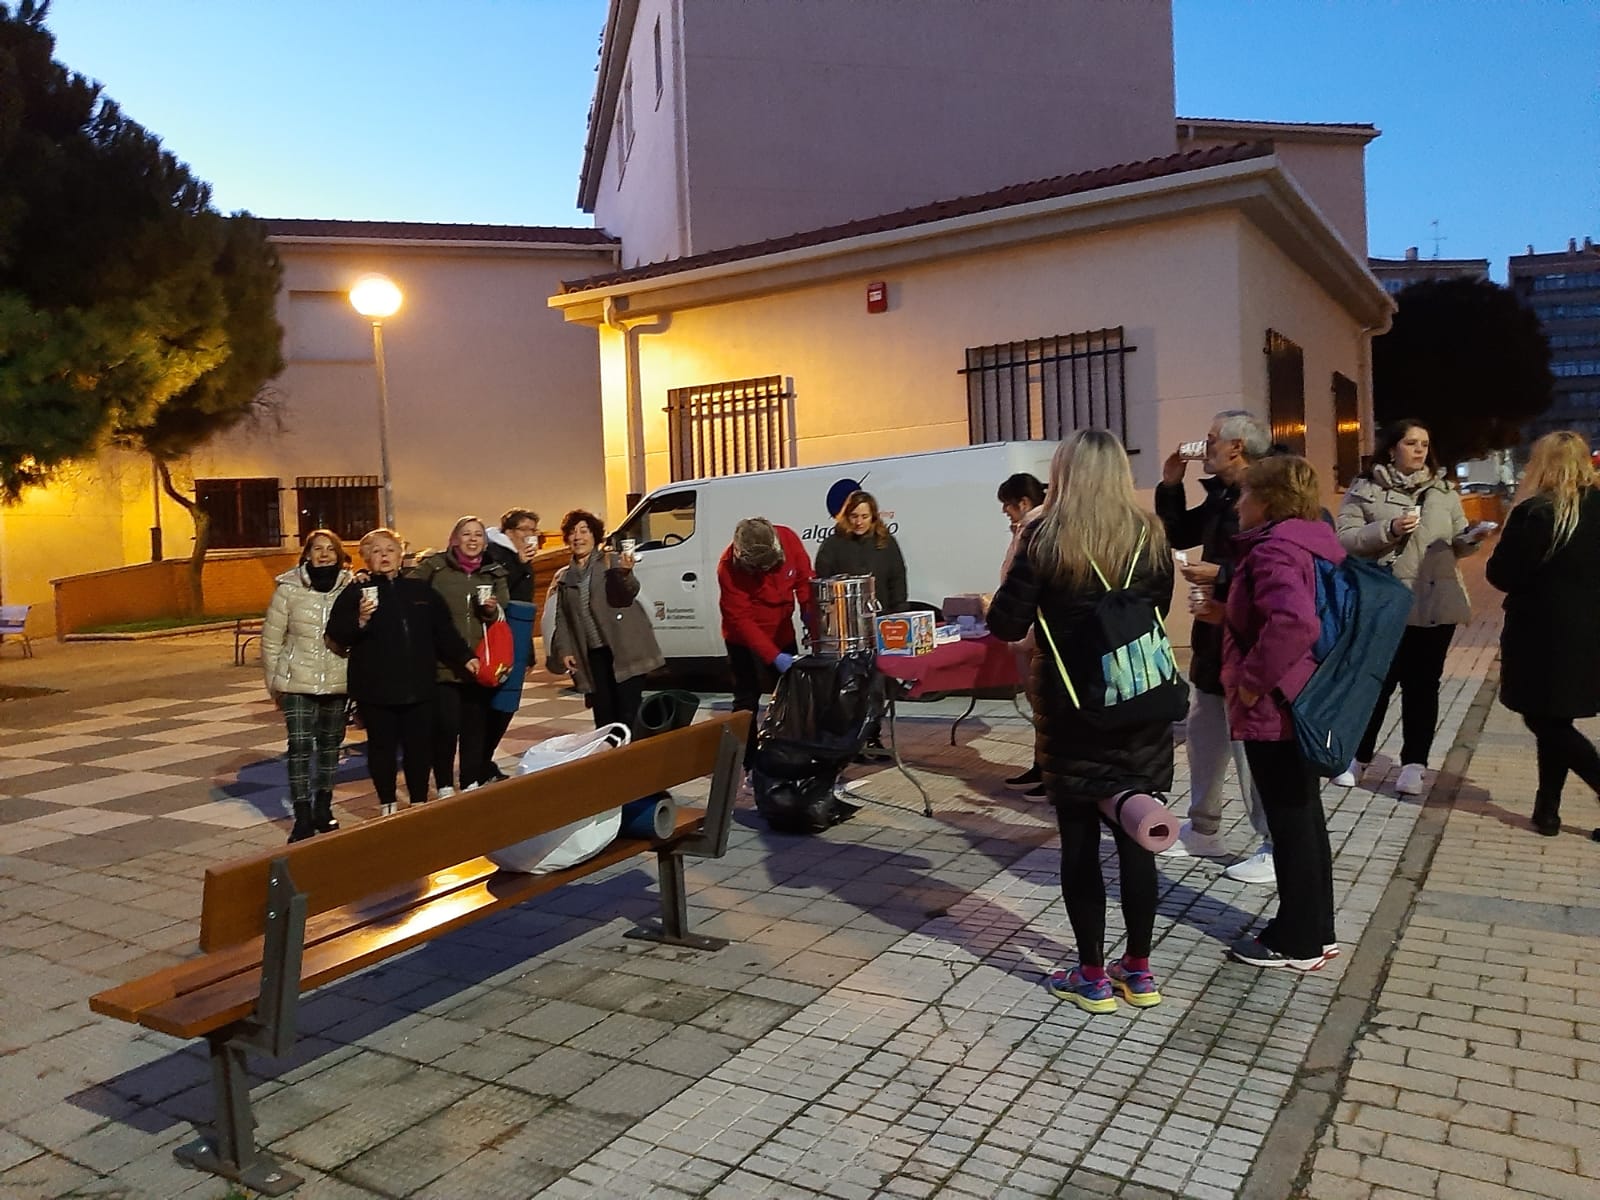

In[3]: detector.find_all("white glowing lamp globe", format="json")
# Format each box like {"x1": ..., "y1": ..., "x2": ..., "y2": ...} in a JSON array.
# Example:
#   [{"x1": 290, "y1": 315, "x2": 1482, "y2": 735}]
[{"x1": 349, "y1": 274, "x2": 403, "y2": 319}]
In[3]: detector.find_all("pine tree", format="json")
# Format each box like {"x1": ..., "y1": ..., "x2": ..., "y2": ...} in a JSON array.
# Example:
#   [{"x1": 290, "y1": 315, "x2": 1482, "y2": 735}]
[{"x1": 0, "y1": 0, "x2": 283, "y2": 610}]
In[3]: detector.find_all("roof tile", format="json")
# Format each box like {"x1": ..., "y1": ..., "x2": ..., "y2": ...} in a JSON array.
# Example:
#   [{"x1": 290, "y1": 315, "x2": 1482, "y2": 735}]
[
  {"x1": 561, "y1": 142, "x2": 1272, "y2": 292},
  {"x1": 264, "y1": 218, "x2": 617, "y2": 246}
]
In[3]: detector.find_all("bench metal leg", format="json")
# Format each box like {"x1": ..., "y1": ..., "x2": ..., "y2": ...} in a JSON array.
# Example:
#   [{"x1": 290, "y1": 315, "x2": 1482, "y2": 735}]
[
  {"x1": 625, "y1": 849, "x2": 728, "y2": 951},
  {"x1": 173, "y1": 1035, "x2": 302, "y2": 1195}
]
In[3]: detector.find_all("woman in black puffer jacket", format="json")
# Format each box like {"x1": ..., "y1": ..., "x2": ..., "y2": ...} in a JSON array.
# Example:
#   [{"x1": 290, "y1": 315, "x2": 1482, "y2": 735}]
[{"x1": 989, "y1": 429, "x2": 1177, "y2": 1016}]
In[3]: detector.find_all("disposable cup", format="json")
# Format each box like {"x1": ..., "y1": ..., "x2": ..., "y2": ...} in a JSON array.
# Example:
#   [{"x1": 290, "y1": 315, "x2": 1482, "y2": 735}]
[
  {"x1": 475, "y1": 584, "x2": 493, "y2": 604},
  {"x1": 361, "y1": 586, "x2": 378, "y2": 607}
]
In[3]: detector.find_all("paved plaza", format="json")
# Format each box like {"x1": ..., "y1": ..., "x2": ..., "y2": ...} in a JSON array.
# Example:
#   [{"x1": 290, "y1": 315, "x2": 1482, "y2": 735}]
[{"x1": 0, "y1": 567, "x2": 1596, "y2": 1200}]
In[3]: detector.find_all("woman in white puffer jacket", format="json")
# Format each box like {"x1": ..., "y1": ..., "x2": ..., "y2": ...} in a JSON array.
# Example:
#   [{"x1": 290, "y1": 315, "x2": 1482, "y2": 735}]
[{"x1": 263, "y1": 529, "x2": 354, "y2": 843}]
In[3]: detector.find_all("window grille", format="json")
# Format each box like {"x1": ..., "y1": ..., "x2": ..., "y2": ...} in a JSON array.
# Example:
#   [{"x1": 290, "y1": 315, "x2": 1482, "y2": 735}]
[
  {"x1": 1265, "y1": 329, "x2": 1306, "y2": 455},
  {"x1": 1332, "y1": 373, "x2": 1360, "y2": 488},
  {"x1": 295, "y1": 476, "x2": 380, "y2": 542},
  {"x1": 666, "y1": 375, "x2": 792, "y2": 481},
  {"x1": 960, "y1": 327, "x2": 1136, "y2": 446},
  {"x1": 197, "y1": 478, "x2": 282, "y2": 549}
]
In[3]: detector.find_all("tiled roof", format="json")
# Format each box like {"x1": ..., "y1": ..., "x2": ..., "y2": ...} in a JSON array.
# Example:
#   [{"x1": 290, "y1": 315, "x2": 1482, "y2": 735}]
[
  {"x1": 562, "y1": 142, "x2": 1273, "y2": 292},
  {"x1": 264, "y1": 219, "x2": 618, "y2": 246},
  {"x1": 1177, "y1": 117, "x2": 1377, "y2": 131}
]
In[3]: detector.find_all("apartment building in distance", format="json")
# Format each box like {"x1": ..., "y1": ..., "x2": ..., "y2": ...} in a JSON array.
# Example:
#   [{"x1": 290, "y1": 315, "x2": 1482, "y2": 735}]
[
  {"x1": 1509, "y1": 236, "x2": 1600, "y2": 445},
  {"x1": 1368, "y1": 245, "x2": 1489, "y2": 296}
]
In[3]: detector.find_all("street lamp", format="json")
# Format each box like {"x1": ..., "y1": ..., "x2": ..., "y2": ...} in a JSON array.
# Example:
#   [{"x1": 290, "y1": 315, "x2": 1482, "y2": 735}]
[{"x1": 349, "y1": 273, "x2": 403, "y2": 529}]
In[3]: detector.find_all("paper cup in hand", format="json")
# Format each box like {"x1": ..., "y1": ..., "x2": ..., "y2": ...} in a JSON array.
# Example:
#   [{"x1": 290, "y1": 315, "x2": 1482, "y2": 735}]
[
  {"x1": 1404, "y1": 505, "x2": 1421, "y2": 521},
  {"x1": 476, "y1": 584, "x2": 493, "y2": 604},
  {"x1": 620, "y1": 538, "x2": 636, "y2": 556},
  {"x1": 361, "y1": 586, "x2": 378, "y2": 607}
]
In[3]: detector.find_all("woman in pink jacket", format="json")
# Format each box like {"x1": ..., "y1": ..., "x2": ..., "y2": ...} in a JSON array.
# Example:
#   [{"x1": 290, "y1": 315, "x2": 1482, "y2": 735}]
[{"x1": 1221, "y1": 456, "x2": 1344, "y2": 972}]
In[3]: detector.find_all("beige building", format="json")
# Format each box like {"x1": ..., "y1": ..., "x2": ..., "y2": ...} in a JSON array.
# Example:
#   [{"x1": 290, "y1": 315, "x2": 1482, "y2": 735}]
[
  {"x1": 555, "y1": 148, "x2": 1390, "y2": 519},
  {"x1": 0, "y1": 221, "x2": 617, "y2": 634}
]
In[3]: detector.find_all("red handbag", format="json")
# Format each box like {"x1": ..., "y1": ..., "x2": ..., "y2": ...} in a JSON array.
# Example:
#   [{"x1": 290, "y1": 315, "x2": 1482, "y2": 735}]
[{"x1": 473, "y1": 616, "x2": 514, "y2": 687}]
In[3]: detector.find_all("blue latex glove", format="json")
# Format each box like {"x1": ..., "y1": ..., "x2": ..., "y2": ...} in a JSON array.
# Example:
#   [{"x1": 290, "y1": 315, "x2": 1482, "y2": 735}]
[{"x1": 773, "y1": 652, "x2": 795, "y2": 673}]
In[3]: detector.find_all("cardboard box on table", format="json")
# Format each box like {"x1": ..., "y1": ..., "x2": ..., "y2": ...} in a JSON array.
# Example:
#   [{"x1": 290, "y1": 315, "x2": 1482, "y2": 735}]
[{"x1": 876, "y1": 611, "x2": 936, "y2": 656}]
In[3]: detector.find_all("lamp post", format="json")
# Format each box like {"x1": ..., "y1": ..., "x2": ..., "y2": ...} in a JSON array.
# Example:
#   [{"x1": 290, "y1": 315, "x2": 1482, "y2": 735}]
[{"x1": 349, "y1": 273, "x2": 404, "y2": 529}]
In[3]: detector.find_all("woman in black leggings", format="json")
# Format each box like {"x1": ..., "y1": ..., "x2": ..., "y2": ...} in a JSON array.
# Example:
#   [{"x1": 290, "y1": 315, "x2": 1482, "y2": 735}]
[
  {"x1": 988, "y1": 430, "x2": 1179, "y2": 1014},
  {"x1": 1487, "y1": 431, "x2": 1600, "y2": 837}
]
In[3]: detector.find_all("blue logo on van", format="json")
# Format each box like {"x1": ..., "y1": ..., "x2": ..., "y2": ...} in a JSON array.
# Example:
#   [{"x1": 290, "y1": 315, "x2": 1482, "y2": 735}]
[{"x1": 824, "y1": 478, "x2": 862, "y2": 519}]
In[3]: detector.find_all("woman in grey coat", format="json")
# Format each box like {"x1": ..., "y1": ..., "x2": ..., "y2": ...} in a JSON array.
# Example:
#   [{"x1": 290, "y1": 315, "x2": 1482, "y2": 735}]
[
  {"x1": 548, "y1": 508, "x2": 665, "y2": 733},
  {"x1": 1336, "y1": 419, "x2": 1490, "y2": 794}
]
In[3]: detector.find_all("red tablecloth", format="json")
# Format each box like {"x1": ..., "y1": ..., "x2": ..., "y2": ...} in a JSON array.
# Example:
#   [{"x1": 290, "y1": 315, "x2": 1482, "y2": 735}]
[{"x1": 875, "y1": 635, "x2": 1022, "y2": 698}]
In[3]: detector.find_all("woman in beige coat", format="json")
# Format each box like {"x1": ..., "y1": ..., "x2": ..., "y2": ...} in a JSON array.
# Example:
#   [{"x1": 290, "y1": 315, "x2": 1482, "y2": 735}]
[
  {"x1": 548, "y1": 508, "x2": 664, "y2": 733},
  {"x1": 263, "y1": 529, "x2": 354, "y2": 842},
  {"x1": 1336, "y1": 419, "x2": 1491, "y2": 794}
]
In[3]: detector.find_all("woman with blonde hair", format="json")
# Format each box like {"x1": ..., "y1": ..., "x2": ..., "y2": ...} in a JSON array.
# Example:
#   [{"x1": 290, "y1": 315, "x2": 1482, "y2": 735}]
[
  {"x1": 1487, "y1": 431, "x2": 1600, "y2": 837},
  {"x1": 988, "y1": 429, "x2": 1177, "y2": 1013},
  {"x1": 263, "y1": 529, "x2": 354, "y2": 842}
]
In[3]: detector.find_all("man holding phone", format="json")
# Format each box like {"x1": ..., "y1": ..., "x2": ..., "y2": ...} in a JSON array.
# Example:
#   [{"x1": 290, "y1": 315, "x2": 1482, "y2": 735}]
[{"x1": 1155, "y1": 410, "x2": 1276, "y2": 882}]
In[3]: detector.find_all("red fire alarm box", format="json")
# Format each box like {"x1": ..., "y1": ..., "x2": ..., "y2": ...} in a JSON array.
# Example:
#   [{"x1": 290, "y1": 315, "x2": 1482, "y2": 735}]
[{"x1": 866, "y1": 281, "x2": 888, "y2": 313}]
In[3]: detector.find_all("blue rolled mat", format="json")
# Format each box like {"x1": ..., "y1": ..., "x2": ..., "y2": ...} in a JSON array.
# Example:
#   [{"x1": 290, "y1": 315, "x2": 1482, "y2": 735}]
[{"x1": 621, "y1": 792, "x2": 677, "y2": 840}]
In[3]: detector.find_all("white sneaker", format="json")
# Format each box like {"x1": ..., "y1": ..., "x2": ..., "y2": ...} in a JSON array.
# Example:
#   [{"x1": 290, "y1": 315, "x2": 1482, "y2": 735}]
[
  {"x1": 379, "y1": 801, "x2": 396, "y2": 817},
  {"x1": 1223, "y1": 846, "x2": 1276, "y2": 884},
  {"x1": 1158, "y1": 821, "x2": 1228, "y2": 859},
  {"x1": 462, "y1": 782, "x2": 480, "y2": 792},
  {"x1": 1330, "y1": 760, "x2": 1358, "y2": 787},
  {"x1": 1395, "y1": 763, "x2": 1426, "y2": 796},
  {"x1": 436, "y1": 785, "x2": 457, "y2": 800}
]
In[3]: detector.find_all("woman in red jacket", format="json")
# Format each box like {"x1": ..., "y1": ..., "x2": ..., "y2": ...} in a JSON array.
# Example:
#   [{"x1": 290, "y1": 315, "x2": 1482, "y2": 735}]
[{"x1": 718, "y1": 517, "x2": 816, "y2": 767}]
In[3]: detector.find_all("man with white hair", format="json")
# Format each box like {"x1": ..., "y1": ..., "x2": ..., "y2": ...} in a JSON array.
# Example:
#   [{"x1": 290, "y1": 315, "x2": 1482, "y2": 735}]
[{"x1": 1155, "y1": 410, "x2": 1275, "y2": 882}]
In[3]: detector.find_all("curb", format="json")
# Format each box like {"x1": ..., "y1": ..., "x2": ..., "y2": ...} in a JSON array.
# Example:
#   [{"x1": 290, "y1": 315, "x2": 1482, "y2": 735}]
[
  {"x1": 62, "y1": 622, "x2": 243, "y2": 642},
  {"x1": 1244, "y1": 667, "x2": 1502, "y2": 1200}
]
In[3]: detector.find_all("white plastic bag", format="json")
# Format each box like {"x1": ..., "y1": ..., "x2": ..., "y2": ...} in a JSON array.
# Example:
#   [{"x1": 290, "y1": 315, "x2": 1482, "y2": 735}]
[{"x1": 487, "y1": 724, "x2": 630, "y2": 874}]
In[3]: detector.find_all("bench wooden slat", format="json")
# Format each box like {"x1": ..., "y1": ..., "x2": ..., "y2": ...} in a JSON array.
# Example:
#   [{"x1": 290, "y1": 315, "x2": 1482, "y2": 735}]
[
  {"x1": 198, "y1": 713, "x2": 746, "y2": 951},
  {"x1": 137, "y1": 814, "x2": 702, "y2": 1039},
  {"x1": 88, "y1": 857, "x2": 508, "y2": 1023}
]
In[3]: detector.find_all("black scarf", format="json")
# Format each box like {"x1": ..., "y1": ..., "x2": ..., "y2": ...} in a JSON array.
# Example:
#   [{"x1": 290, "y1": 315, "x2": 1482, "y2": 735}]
[{"x1": 306, "y1": 564, "x2": 340, "y2": 593}]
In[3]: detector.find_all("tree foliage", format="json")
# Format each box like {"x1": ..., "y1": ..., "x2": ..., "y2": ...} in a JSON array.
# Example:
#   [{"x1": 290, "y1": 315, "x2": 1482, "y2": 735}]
[
  {"x1": 1372, "y1": 277, "x2": 1553, "y2": 465},
  {"x1": 0, "y1": 0, "x2": 283, "y2": 501}
]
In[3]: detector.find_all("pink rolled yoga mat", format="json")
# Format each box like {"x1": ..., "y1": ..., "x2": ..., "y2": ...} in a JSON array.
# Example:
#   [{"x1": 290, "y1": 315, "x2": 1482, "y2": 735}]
[{"x1": 1099, "y1": 790, "x2": 1178, "y2": 853}]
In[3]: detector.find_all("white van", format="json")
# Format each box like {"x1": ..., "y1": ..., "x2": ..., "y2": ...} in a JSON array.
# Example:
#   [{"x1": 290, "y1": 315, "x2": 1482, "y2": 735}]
[{"x1": 600, "y1": 443, "x2": 1056, "y2": 665}]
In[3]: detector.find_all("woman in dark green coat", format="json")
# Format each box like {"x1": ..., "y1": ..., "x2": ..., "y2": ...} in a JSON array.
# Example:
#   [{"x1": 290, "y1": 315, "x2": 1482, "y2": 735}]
[{"x1": 813, "y1": 490, "x2": 908, "y2": 610}]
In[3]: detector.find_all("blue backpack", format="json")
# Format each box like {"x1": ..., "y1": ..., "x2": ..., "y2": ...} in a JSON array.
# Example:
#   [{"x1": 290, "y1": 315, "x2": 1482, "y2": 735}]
[{"x1": 1270, "y1": 555, "x2": 1411, "y2": 776}]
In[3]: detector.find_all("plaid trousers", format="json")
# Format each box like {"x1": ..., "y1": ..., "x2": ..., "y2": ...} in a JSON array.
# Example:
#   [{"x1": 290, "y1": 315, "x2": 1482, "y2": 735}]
[{"x1": 281, "y1": 692, "x2": 346, "y2": 805}]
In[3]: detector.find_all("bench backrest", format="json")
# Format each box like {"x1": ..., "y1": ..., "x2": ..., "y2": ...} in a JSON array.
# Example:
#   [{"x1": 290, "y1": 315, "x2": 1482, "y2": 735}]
[
  {"x1": 0, "y1": 604, "x2": 28, "y2": 631},
  {"x1": 198, "y1": 711, "x2": 748, "y2": 951}
]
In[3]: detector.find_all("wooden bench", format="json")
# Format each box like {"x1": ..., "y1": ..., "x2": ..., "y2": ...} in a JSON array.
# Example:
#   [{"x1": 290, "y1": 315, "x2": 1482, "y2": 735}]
[
  {"x1": 233, "y1": 617, "x2": 264, "y2": 666},
  {"x1": 88, "y1": 711, "x2": 748, "y2": 1195},
  {"x1": 0, "y1": 604, "x2": 33, "y2": 658}
]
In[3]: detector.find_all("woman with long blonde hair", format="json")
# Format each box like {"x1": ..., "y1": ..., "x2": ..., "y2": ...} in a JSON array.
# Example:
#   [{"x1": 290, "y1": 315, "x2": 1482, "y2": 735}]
[
  {"x1": 988, "y1": 429, "x2": 1179, "y2": 1013},
  {"x1": 1487, "y1": 431, "x2": 1600, "y2": 836}
]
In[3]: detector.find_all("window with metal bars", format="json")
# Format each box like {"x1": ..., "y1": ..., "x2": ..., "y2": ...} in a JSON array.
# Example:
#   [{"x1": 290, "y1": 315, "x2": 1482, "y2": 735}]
[
  {"x1": 295, "y1": 476, "x2": 380, "y2": 542},
  {"x1": 666, "y1": 375, "x2": 792, "y2": 481},
  {"x1": 1265, "y1": 329, "x2": 1306, "y2": 455},
  {"x1": 961, "y1": 327, "x2": 1136, "y2": 447},
  {"x1": 196, "y1": 478, "x2": 282, "y2": 549},
  {"x1": 1332, "y1": 372, "x2": 1360, "y2": 487}
]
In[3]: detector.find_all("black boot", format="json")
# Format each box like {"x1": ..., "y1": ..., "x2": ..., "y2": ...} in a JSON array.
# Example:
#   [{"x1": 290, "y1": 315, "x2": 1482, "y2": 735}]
[
  {"x1": 312, "y1": 790, "x2": 340, "y2": 834},
  {"x1": 1531, "y1": 797, "x2": 1561, "y2": 836},
  {"x1": 287, "y1": 801, "x2": 316, "y2": 843}
]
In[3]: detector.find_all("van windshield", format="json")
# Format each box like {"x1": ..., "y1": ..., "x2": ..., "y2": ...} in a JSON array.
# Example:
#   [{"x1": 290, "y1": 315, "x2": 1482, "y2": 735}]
[{"x1": 614, "y1": 490, "x2": 695, "y2": 551}]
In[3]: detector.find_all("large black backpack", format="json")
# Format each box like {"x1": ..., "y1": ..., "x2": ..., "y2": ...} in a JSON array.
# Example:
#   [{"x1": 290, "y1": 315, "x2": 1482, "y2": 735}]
[{"x1": 1034, "y1": 528, "x2": 1189, "y2": 731}]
